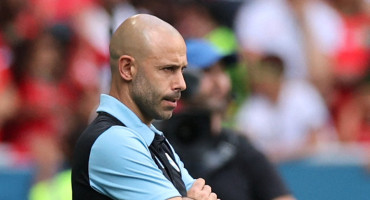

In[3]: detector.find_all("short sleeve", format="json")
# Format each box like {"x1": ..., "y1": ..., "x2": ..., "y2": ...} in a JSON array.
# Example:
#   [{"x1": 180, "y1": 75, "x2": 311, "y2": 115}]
[{"x1": 88, "y1": 126, "x2": 181, "y2": 200}]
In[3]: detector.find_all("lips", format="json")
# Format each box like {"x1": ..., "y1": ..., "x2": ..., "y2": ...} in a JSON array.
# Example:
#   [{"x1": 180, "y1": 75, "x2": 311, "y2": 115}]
[
  {"x1": 163, "y1": 94, "x2": 181, "y2": 107},
  {"x1": 164, "y1": 97, "x2": 179, "y2": 102},
  {"x1": 163, "y1": 99, "x2": 177, "y2": 109}
]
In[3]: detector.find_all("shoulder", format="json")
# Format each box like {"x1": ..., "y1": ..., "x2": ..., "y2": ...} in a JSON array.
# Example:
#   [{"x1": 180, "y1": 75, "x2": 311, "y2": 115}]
[
  {"x1": 221, "y1": 128, "x2": 262, "y2": 154},
  {"x1": 88, "y1": 126, "x2": 183, "y2": 199},
  {"x1": 220, "y1": 129, "x2": 249, "y2": 149},
  {"x1": 91, "y1": 125, "x2": 150, "y2": 159}
]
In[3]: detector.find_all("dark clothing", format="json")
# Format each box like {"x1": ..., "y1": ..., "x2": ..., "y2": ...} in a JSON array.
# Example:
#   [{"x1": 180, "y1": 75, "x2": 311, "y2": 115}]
[
  {"x1": 161, "y1": 110, "x2": 291, "y2": 200},
  {"x1": 72, "y1": 112, "x2": 119, "y2": 200}
]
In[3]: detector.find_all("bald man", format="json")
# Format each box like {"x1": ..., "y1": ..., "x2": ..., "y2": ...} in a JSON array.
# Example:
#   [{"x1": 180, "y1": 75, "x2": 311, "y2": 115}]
[{"x1": 72, "y1": 14, "x2": 218, "y2": 200}]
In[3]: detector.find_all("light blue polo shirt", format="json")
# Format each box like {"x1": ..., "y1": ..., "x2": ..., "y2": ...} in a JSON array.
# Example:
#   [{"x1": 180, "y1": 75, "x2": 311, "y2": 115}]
[{"x1": 88, "y1": 94, "x2": 195, "y2": 200}]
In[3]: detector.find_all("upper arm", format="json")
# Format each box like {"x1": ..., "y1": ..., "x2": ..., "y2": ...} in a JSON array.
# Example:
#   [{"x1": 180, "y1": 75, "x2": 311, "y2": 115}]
[{"x1": 88, "y1": 126, "x2": 181, "y2": 200}]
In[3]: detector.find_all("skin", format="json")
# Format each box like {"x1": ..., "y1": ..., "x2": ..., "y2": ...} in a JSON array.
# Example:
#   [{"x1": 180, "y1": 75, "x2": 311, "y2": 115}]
[
  {"x1": 194, "y1": 62, "x2": 232, "y2": 135},
  {"x1": 198, "y1": 62, "x2": 231, "y2": 113},
  {"x1": 108, "y1": 14, "x2": 218, "y2": 200},
  {"x1": 109, "y1": 14, "x2": 187, "y2": 125}
]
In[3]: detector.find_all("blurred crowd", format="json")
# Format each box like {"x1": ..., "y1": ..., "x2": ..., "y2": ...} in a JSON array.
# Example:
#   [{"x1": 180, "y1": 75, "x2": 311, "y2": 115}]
[{"x1": 0, "y1": 0, "x2": 369, "y2": 197}]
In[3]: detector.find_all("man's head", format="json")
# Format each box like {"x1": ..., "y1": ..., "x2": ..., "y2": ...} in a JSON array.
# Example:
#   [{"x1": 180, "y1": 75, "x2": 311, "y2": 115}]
[
  {"x1": 183, "y1": 39, "x2": 232, "y2": 113},
  {"x1": 109, "y1": 14, "x2": 187, "y2": 125},
  {"x1": 252, "y1": 54, "x2": 285, "y2": 103}
]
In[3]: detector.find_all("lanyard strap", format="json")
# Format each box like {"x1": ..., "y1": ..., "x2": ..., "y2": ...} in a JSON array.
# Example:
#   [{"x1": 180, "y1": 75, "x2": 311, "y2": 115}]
[{"x1": 149, "y1": 134, "x2": 187, "y2": 196}]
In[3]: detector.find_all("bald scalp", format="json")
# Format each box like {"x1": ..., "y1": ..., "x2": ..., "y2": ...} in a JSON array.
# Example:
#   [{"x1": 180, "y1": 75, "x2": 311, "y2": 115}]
[{"x1": 109, "y1": 14, "x2": 183, "y2": 71}]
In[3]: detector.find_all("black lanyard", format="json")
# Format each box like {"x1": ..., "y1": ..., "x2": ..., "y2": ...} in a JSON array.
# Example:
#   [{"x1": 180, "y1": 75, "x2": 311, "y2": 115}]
[{"x1": 149, "y1": 133, "x2": 187, "y2": 196}]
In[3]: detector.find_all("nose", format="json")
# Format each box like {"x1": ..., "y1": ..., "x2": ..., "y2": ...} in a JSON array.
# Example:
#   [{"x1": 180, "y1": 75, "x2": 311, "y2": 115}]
[{"x1": 173, "y1": 71, "x2": 187, "y2": 92}]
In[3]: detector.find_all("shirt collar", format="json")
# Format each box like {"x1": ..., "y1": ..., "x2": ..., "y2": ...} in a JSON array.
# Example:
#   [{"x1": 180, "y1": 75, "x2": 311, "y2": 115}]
[{"x1": 96, "y1": 94, "x2": 163, "y2": 145}]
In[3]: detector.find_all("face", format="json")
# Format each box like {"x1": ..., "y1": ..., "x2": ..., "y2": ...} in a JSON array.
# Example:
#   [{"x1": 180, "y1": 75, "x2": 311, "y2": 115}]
[
  {"x1": 29, "y1": 33, "x2": 63, "y2": 78},
  {"x1": 197, "y1": 62, "x2": 231, "y2": 112},
  {"x1": 130, "y1": 36, "x2": 187, "y2": 123}
]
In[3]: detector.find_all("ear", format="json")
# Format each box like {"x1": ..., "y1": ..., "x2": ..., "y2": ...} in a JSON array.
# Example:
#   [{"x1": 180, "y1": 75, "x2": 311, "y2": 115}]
[{"x1": 118, "y1": 55, "x2": 135, "y2": 81}]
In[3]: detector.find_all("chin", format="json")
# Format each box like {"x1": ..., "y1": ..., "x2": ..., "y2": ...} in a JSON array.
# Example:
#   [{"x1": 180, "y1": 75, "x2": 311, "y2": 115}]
[{"x1": 158, "y1": 112, "x2": 173, "y2": 120}]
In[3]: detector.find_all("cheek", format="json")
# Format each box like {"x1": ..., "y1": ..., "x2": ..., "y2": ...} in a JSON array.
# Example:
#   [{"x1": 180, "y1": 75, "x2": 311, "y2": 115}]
[
  {"x1": 198, "y1": 76, "x2": 213, "y2": 96},
  {"x1": 220, "y1": 75, "x2": 231, "y2": 92},
  {"x1": 133, "y1": 73, "x2": 155, "y2": 100},
  {"x1": 145, "y1": 78, "x2": 170, "y2": 104},
  {"x1": 214, "y1": 74, "x2": 231, "y2": 96}
]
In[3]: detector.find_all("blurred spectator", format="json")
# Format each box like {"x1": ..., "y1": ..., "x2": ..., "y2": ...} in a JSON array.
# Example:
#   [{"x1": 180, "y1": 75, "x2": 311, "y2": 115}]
[
  {"x1": 170, "y1": 0, "x2": 248, "y2": 119},
  {"x1": 0, "y1": 17, "x2": 19, "y2": 140},
  {"x1": 234, "y1": 0, "x2": 343, "y2": 100},
  {"x1": 0, "y1": 0, "x2": 138, "y2": 185},
  {"x1": 235, "y1": 55, "x2": 336, "y2": 163},
  {"x1": 160, "y1": 39, "x2": 295, "y2": 200},
  {"x1": 0, "y1": 58, "x2": 19, "y2": 143},
  {"x1": 2, "y1": 29, "x2": 75, "y2": 181},
  {"x1": 333, "y1": 69, "x2": 370, "y2": 144},
  {"x1": 29, "y1": 116, "x2": 84, "y2": 200},
  {"x1": 0, "y1": 0, "x2": 41, "y2": 47},
  {"x1": 327, "y1": 0, "x2": 370, "y2": 144},
  {"x1": 330, "y1": 0, "x2": 370, "y2": 82}
]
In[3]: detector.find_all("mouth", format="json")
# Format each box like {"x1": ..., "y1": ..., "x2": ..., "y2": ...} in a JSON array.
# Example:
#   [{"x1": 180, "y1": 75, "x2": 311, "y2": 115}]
[
  {"x1": 164, "y1": 98, "x2": 179, "y2": 103},
  {"x1": 163, "y1": 99, "x2": 178, "y2": 109},
  {"x1": 163, "y1": 94, "x2": 181, "y2": 108}
]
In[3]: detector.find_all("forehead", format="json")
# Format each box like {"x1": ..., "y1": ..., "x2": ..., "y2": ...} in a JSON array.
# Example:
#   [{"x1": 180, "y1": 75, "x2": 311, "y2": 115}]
[{"x1": 145, "y1": 34, "x2": 188, "y2": 66}]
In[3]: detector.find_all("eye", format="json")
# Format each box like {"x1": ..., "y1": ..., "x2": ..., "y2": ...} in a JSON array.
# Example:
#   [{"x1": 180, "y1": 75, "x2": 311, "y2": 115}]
[
  {"x1": 164, "y1": 67, "x2": 175, "y2": 71},
  {"x1": 163, "y1": 66, "x2": 176, "y2": 72}
]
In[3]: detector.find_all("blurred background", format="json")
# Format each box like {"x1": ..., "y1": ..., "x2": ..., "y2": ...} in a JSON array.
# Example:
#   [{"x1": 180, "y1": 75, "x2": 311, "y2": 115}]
[{"x1": 0, "y1": 0, "x2": 369, "y2": 199}]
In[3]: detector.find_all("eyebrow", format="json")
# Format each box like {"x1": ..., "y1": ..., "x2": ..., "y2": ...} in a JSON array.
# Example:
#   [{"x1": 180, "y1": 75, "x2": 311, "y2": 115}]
[{"x1": 157, "y1": 64, "x2": 187, "y2": 69}]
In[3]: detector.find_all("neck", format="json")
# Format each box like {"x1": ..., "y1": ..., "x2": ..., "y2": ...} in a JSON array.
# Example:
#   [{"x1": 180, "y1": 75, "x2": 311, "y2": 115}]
[
  {"x1": 210, "y1": 112, "x2": 223, "y2": 135},
  {"x1": 109, "y1": 84, "x2": 152, "y2": 127}
]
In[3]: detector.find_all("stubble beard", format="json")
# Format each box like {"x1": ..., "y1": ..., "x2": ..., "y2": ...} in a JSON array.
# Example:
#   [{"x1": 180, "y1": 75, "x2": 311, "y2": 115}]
[{"x1": 131, "y1": 74, "x2": 173, "y2": 121}]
